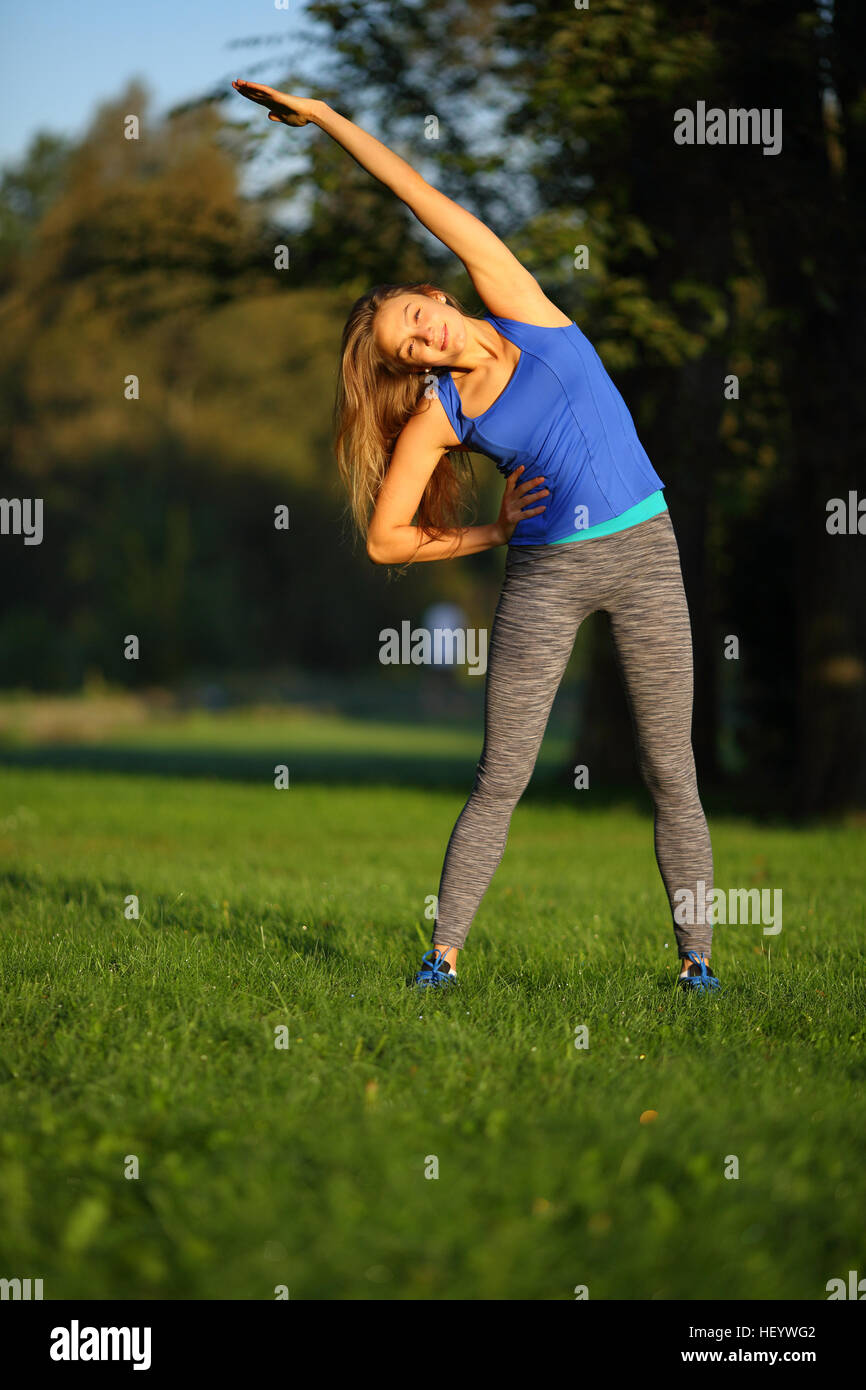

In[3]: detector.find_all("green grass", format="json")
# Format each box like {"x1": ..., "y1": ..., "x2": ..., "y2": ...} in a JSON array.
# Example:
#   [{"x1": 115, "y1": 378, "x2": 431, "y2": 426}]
[{"x1": 0, "y1": 749, "x2": 864, "y2": 1300}]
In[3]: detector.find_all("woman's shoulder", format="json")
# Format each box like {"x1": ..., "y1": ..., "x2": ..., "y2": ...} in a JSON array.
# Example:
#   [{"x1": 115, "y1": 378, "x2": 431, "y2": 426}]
[
  {"x1": 479, "y1": 288, "x2": 573, "y2": 331},
  {"x1": 483, "y1": 310, "x2": 575, "y2": 346},
  {"x1": 407, "y1": 373, "x2": 463, "y2": 447}
]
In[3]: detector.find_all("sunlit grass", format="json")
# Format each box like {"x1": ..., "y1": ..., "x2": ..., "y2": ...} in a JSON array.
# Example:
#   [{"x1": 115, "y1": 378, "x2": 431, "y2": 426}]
[{"x1": 0, "y1": 758, "x2": 863, "y2": 1299}]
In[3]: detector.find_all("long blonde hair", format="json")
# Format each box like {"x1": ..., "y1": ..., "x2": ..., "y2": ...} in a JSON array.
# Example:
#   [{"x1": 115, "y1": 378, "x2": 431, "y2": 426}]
[{"x1": 333, "y1": 282, "x2": 476, "y2": 555}]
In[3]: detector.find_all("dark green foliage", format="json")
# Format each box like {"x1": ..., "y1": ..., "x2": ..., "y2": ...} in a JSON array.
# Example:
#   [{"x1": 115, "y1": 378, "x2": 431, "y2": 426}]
[{"x1": 1, "y1": 4, "x2": 864, "y2": 811}]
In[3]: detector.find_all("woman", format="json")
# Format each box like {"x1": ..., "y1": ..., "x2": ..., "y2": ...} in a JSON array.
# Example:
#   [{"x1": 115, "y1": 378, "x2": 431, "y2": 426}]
[{"x1": 233, "y1": 80, "x2": 721, "y2": 995}]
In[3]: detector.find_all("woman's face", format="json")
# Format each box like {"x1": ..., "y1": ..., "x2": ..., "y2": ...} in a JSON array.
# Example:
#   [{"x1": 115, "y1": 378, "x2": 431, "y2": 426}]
[{"x1": 374, "y1": 292, "x2": 467, "y2": 373}]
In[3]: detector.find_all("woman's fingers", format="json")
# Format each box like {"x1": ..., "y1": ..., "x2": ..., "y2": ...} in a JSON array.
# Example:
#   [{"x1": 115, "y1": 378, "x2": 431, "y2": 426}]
[
  {"x1": 234, "y1": 80, "x2": 276, "y2": 95},
  {"x1": 516, "y1": 474, "x2": 545, "y2": 496},
  {"x1": 233, "y1": 80, "x2": 309, "y2": 123},
  {"x1": 517, "y1": 492, "x2": 553, "y2": 508},
  {"x1": 502, "y1": 465, "x2": 547, "y2": 522},
  {"x1": 233, "y1": 80, "x2": 269, "y2": 101},
  {"x1": 517, "y1": 485, "x2": 549, "y2": 512}
]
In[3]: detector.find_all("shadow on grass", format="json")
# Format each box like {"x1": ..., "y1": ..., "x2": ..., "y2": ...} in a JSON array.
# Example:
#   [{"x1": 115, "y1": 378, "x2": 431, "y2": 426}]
[
  {"x1": 0, "y1": 740, "x2": 589, "y2": 797},
  {"x1": 0, "y1": 742, "x2": 481, "y2": 788},
  {"x1": 0, "y1": 742, "x2": 790, "y2": 821}
]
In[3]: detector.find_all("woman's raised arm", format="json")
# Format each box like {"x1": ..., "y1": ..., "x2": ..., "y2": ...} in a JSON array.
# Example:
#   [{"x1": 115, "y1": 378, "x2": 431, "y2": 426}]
[
  {"x1": 312, "y1": 102, "x2": 568, "y2": 324},
  {"x1": 233, "y1": 83, "x2": 568, "y2": 325}
]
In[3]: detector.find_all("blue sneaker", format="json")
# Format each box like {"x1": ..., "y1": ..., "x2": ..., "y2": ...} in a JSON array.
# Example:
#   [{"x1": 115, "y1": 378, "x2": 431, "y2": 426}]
[
  {"x1": 678, "y1": 950, "x2": 721, "y2": 993},
  {"x1": 414, "y1": 947, "x2": 458, "y2": 989}
]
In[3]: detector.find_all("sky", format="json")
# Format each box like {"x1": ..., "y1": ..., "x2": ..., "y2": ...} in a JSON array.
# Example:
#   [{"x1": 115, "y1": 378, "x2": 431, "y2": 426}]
[{"x1": 0, "y1": 0, "x2": 323, "y2": 168}]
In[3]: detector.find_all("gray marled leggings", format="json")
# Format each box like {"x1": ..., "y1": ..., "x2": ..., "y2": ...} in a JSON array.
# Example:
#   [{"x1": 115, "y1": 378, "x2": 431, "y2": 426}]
[{"x1": 433, "y1": 509, "x2": 714, "y2": 957}]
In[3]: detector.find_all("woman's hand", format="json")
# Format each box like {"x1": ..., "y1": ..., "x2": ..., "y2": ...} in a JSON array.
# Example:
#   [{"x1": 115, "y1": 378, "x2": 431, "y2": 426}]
[
  {"x1": 232, "y1": 80, "x2": 321, "y2": 127},
  {"x1": 494, "y1": 465, "x2": 549, "y2": 543}
]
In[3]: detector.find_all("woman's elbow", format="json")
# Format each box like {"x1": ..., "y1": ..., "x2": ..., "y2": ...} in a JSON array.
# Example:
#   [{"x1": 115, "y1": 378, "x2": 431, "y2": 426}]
[{"x1": 366, "y1": 533, "x2": 395, "y2": 565}]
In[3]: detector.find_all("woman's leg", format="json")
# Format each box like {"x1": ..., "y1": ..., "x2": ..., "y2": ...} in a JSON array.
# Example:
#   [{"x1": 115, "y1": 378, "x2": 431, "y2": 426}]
[
  {"x1": 432, "y1": 546, "x2": 599, "y2": 957},
  {"x1": 605, "y1": 512, "x2": 714, "y2": 963}
]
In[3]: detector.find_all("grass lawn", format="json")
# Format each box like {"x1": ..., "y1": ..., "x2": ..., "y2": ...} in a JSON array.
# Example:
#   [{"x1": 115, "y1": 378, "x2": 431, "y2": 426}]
[{"x1": 0, "y1": 722, "x2": 864, "y2": 1299}]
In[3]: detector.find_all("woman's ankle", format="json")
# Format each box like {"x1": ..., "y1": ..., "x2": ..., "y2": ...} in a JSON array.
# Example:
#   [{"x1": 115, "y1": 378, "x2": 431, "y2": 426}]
[
  {"x1": 433, "y1": 943, "x2": 459, "y2": 970},
  {"x1": 679, "y1": 952, "x2": 710, "y2": 973}
]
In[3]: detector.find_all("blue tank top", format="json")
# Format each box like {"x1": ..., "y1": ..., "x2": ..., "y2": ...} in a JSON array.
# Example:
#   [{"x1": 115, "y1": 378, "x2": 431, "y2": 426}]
[{"x1": 435, "y1": 313, "x2": 665, "y2": 546}]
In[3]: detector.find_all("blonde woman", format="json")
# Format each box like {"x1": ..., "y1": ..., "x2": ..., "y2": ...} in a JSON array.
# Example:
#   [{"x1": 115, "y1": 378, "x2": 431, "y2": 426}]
[{"x1": 233, "y1": 81, "x2": 721, "y2": 995}]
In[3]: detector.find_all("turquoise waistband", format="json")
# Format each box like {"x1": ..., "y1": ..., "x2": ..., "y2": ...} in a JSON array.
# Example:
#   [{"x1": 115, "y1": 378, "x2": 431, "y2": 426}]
[{"x1": 548, "y1": 489, "x2": 667, "y2": 545}]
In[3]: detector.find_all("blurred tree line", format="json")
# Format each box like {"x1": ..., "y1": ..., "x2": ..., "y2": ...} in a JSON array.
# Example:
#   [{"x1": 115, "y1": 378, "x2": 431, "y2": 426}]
[{"x1": 1, "y1": 0, "x2": 864, "y2": 814}]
